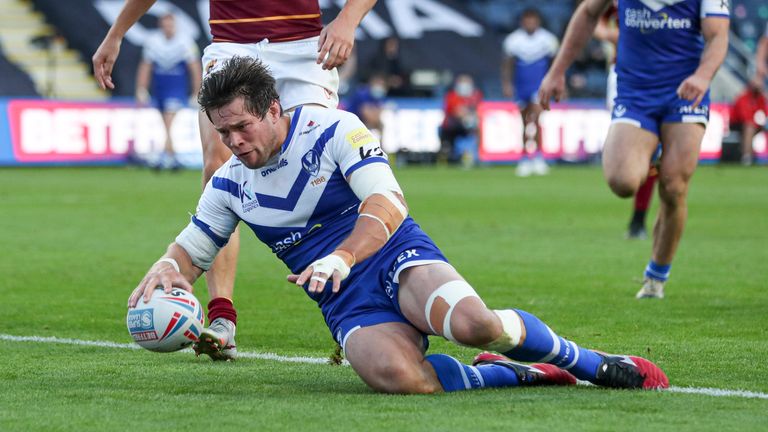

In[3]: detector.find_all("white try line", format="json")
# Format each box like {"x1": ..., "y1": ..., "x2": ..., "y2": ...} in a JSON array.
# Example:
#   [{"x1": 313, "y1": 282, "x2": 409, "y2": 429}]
[{"x1": 2, "y1": 333, "x2": 767, "y2": 400}]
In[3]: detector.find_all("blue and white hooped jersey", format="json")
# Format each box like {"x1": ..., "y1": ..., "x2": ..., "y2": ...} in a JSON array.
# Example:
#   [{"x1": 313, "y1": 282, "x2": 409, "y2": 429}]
[
  {"x1": 191, "y1": 106, "x2": 396, "y2": 274},
  {"x1": 616, "y1": 0, "x2": 729, "y2": 88},
  {"x1": 502, "y1": 28, "x2": 559, "y2": 101},
  {"x1": 142, "y1": 32, "x2": 198, "y2": 97}
]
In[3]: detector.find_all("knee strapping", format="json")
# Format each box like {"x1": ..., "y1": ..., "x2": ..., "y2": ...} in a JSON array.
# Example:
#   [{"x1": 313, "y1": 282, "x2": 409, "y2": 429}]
[
  {"x1": 424, "y1": 280, "x2": 480, "y2": 344},
  {"x1": 480, "y1": 309, "x2": 525, "y2": 353}
]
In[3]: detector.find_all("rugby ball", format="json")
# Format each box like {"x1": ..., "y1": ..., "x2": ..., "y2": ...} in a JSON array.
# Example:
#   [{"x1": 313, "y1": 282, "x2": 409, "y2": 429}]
[{"x1": 126, "y1": 288, "x2": 205, "y2": 352}]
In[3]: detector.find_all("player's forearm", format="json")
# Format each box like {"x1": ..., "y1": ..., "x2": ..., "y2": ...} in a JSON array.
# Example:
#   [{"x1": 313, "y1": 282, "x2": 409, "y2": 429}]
[
  {"x1": 549, "y1": 1, "x2": 605, "y2": 76},
  {"x1": 105, "y1": 0, "x2": 156, "y2": 41},
  {"x1": 161, "y1": 243, "x2": 204, "y2": 283},
  {"x1": 334, "y1": 216, "x2": 390, "y2": 264},
  {"x1": 337, "y1": 0, "x2": 377, "y2": 27},
  {"x1": 695, "y1": 21, "x2": 730, "y2": 82}
]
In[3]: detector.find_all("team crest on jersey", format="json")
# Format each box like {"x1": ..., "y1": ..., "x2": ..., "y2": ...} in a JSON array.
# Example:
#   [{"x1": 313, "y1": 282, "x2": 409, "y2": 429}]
[{"x1": 301, "y1": 149, "x2": 321, "y2": 177}]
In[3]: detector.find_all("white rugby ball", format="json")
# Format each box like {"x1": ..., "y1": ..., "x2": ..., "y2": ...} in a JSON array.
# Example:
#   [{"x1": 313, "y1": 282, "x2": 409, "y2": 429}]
[{"x1": 126, "y1": 288, "x2": 205, "y2": 352}]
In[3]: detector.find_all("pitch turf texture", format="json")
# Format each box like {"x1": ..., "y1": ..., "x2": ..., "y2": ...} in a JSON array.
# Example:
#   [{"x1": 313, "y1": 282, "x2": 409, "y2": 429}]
[{"x1": 1, "y1": 165, "x2": 766, "y2": 431}]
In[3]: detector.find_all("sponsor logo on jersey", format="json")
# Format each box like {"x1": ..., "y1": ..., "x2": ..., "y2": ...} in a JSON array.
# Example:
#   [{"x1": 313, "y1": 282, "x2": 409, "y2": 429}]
[
  {"x1": 359, "y1": 145, "x2": 385, "y2": 160},
  {"x1": 269, "y1": 224, "x2": 322, "y2": 253},
  {"x1": 301, "y1": 149, "x2": 321, "y2": 176},
  {"x1": 260, "y1": 158, "x2": 288, "y2": 177},
  {"x1": 624, "y1": 8, "x2": 691, "y2": 33},
  {"x1": 346, "y1": 127, "x2": 376, "y2": 148},
  {"x1": 240, "y1": 180, "x2": 260, "y2": 212},
  {"x1": 299, "y1": 120, "x2": 321, "y2": 136}
]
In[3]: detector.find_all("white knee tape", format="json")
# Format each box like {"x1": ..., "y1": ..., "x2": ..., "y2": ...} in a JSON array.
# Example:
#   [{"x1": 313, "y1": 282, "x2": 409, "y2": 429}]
[
  {"x1": 424, "y1": 280, "x2": 480, "y2": 343},
  {"x1": 480, "y1": 309, "x2": 525, "y2": 353}
]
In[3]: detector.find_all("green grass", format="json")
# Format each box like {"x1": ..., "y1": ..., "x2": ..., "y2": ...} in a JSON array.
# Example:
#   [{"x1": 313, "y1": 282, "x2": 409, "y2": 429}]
[{"x1": 0, "y1": 165, "x2": 766, "y2": 431}]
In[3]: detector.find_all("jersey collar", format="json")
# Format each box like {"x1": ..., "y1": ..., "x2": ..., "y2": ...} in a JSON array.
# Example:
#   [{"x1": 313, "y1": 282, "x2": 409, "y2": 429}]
[{"x1": 280, "y1": 106, "x2": 302, "y2": 155}]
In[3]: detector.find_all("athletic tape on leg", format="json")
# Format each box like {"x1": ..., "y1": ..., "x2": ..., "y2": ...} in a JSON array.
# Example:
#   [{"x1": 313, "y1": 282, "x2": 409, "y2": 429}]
[
  {"x1": 424, "y1": 280, "x2": 480, "y2": 343},
  {"x1": 480, "y1": 309, "x2": 525, "y2": 353}
]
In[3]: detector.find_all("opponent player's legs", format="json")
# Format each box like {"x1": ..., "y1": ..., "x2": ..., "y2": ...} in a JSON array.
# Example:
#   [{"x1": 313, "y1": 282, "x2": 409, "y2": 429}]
[
  {"x1": 395, "y1": 263, "x2": 668, "y2": 390},
  {"x1": 627, "y1": 169, "x2": 658, "y2": 239},
  {"x1": 194, "y1": 110, "x2": 240, "y2": 360},
  {"x1": 517, "y1": 102, "x2": 548, "y2": 176},
  {"x1": 602, "y1": 123, "x2": 659, "y2": 197}
]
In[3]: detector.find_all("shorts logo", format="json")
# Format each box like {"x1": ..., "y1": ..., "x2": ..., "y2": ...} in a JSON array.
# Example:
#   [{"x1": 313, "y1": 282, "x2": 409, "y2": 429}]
[
  {"x1": 613, "y1": 104, "x2": 626, "y2": 117},
  {"x1": 301, "y1": 149, "x2": 321, "y2": 177},
  {"x1": 346, "y1": 128, "x2": 376, "y2": 149}
]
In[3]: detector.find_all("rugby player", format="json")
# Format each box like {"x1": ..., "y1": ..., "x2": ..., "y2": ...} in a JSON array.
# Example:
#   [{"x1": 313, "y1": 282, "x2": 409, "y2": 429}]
[
  {"x1": 540, "y1": 0, "x2": 730, "y2": 298},
  {"x1": 128, "y1": 57, "x2": 668, "y2": 394}
]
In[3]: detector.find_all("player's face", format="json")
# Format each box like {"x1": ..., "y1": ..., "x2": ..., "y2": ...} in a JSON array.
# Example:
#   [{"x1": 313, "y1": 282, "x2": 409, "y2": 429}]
[{"x1": 209, "y1": 97, "x2": 284, "y2": 169}]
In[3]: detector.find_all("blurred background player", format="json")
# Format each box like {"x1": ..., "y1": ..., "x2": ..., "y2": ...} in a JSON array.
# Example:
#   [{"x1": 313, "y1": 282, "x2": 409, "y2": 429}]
[
  {"x1": 93, "y1": 0, "x2": 377, "y2": 360},
  {"x1": 501, "y1": 8, "x2": 558, "y2": 177},
  {"x1": 730, "y1": 76, "x2": 767, "y2": 166},
  {"x1": 757, "y1": 22, "x2": 768, "y2": 82},
  {"x1": 344, "y1": 73, "x2": 388, "y2": 139},
  {"x1": 439, "y1": 74, "x2": 483, "y2": 165},
  {"x1": 539, "y1": 0, "x2": 730, "y2": 299},
  {"x1": 593, "y1": 1, "x2": 657, "y2": 239},
  {"x1": 135, "y1": 12, "x2": 200, "y2": 171}
]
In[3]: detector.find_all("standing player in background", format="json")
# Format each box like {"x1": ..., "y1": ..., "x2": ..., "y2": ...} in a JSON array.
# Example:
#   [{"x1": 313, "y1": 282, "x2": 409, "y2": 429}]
[
  {"x1": 501, "y1": 9, "x2": 558, "y2": 177},
  {"x1": 135, "y1": 13, "x2": 201, "y2": 171},
  {"x1": 539, "y1": 0, "x2": 730, "y2": 299},
  {"x1": 93, "y1": 0, "x2": 377, "y2": 360},
  {"x1": 129, "y1": 56, "x2": 668, "y2": 394},
  {"x1": 594, "y1": 2, "x2": 657, "y2": 240}
]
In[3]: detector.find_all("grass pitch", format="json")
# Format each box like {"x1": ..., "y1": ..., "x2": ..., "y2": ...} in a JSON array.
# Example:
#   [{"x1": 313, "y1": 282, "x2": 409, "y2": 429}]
[{"x1": 0, "y1": 164, "x2": 766, "y2": 431}]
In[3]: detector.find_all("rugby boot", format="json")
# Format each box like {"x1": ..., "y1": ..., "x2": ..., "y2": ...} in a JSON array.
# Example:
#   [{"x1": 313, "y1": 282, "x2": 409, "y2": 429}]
[
  {"x1": 636, "y1": 277, "x2": 665, "y2": 299},
  {"x1": 592, "y1": 353, "x2": 669, "y2": 389},
  {"x1": 472, "y1": 352, "x2": 577, "y2": 386},
  {"x1": 194, "y1": 317, "x2": 237, "y2": 361}
]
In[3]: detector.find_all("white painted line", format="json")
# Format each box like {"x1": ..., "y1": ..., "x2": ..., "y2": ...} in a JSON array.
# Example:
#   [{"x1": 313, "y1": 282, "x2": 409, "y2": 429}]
[
  {"x1": 3, "y1": 333, "x2": 767, "y2": 399},
  {"x1": 666, "y1": 386, "x2": 768, "y2": 400}
]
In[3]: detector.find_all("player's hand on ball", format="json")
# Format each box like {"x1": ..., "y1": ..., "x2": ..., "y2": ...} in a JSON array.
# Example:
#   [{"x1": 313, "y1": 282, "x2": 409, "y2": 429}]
[
  {"x1": 288, "y1": 251, "x2": 355, "y2": 294},
  {"x1": 128, "y1": 261, "x2": 194, "y2": 308},
  {"x1": 676, "y1": 73, "x2": 709, "y2": 108}
]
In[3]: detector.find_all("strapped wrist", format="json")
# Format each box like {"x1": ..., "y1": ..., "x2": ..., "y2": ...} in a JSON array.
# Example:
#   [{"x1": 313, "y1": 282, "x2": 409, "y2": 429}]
[{"x1": 156, "y1": 257, "x2": 180, "y2": 272}]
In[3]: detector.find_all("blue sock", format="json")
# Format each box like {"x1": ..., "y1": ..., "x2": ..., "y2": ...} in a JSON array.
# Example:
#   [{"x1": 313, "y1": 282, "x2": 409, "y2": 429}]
[
  {"x1": 645, "y1": 260, "x2": 671, "y2": 282},
  {"x1": 502, "y1": 309, "x2": 602, "y2": 382},
  {"x1": 425, "y1": 354, "x2": 519, "y2": 392}
]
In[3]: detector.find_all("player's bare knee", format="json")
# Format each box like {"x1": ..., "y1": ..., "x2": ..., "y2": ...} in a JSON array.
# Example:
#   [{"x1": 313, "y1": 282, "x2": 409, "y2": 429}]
[
  {"x1": 659, "y1": 178, "x2": 689, "y2": 205},
  {"x1": 449, "y1": 307, "x2": 501, "y2": 347},
  {"x1": 606, "y1": 175, "x2": 639, "y2": 198},
  {"x1": 367, "y1": 362, "x2": 439, "y2": 394}
]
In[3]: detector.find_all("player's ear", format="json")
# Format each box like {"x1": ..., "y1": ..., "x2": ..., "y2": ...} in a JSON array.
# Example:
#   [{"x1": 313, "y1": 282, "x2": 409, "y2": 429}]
[{"x1": 269, "y1": 100, "x2": 281, "y2": 121}]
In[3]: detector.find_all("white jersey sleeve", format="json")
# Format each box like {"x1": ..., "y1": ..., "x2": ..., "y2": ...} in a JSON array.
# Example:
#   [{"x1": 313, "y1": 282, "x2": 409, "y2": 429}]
[
  {"x1": 175, "y1": 175, "x2": 240, "y2": 270},
  {"x1": 327, "y1": 111, "x2": 389, "y2": 178},
  {"x1": 701, "y1": 0, "x2": 730, "y2": 18}
]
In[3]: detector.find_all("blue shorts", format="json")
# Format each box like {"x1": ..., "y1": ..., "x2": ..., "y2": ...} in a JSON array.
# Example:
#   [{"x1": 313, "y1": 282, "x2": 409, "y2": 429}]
[
  {"x1": 153, "y1": 92, "x2": 187, "y2": 113},
  {"x1": 310, "y1": 221, "x2": 450, "y2": 351},
  {"x1": 611, "y1": 83, "x2": 710, "y2": 136}
]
